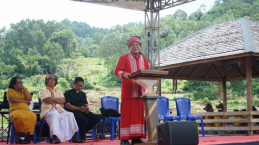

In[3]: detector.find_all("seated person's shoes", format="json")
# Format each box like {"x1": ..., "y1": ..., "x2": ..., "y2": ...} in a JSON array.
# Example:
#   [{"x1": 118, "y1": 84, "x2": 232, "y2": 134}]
[
  {"x1": 80, "y1": 135, "x2": 86, "y2": 142},
  {"x1": 15, "y1": 139, "x2": 28, "y2": 144},
  {"x1": 72, "y1": 135, "x2": 84, "y2": 143},
  {"x1": 53, "y1": 135, "x2": 61, "y2": 144},
  {"x1": 131, "y1": 138, "x2": 145, "y2": 145},
  {"x1": 23, "y1": 139, "x2": 31, "y2": 144},
  {"x1": 121, "y1": 140, "x2": 131, "y2": 145}
]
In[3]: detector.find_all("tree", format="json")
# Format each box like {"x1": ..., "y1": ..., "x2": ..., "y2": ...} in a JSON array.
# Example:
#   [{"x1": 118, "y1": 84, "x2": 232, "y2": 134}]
[
  {"x1": 214, "y1": 0, "x2": 222, "y2": 6},
  {"x1": 253, "y1": 79, "x2": 259, "y2": 97},
  {"x1": 164, "y1": 31, "x2": 176, "y2": 49},
  {"x1": 0, "y1": 27, "x2": 6, "y2": 40},
  {"x1": 93, "y1": 32, "x2": 104, "y2": 45},
  {"x1": 178, "y1": 20, "x2": 196, "y2": 39},
  {"x1": 88, "y1": 44, "x2": 98, "y2": 57},
  {"x1": 96, "y1": 32, "x2": 128, "y2": 74},
  {"x1": 173, "y1": 10, "x2": 188, "y2": 20},
  {"x1": 4, "y1": 65, "x2": 14, "y2": 76},
  {"x1": 76, "y1": 45, "x2": 90, "y2": 57},
  {"x1": 198, "y1": 4, "x2": 207, "y2": 13},
  {"x1": 27, "y1": 46, "x2": 41, "y2": 59},
  {"x1": 26, "y1": 56, "x2": 40, "y2": 76},
  {"x1": 49, "y1": 29, "x2": 76, "y2": 57},
  {"x1": 0, "y1": 62, "x2": 5, "y2": 75},
  {"x1": 232, "y1": 9, "x2": 241, "y2": 18},
  {"x1": 243, "y1": 0, "x2": 257, "y2": 5},
  {"x1": 38, "y1": 55, "x2": 51, "y2": 74},
  {"x1": 195, "y1": 21, "x2": 211, "y2": 31},
  {"x1": 42, "y1": 42, "x2": 65, "y2": 72},
  {"x1": 0, "y1": 45, "x2": 4, "y2": 62}
]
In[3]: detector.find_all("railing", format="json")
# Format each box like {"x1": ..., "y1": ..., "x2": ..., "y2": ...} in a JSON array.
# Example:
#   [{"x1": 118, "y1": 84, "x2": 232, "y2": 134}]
[{"x1": 170, "y1": 111, "x2": 259, "y2": 133}]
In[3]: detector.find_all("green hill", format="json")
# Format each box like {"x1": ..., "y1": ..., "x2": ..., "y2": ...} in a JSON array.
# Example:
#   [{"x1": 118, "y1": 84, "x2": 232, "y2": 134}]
[{"x1": 1, "y1": 0, "x2": 259, "y2": 105}]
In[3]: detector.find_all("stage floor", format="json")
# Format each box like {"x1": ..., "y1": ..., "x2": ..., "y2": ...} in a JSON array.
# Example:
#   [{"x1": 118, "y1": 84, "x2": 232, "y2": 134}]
[{"x1": 1, "y1": 135, "x2": 259, "y2": 145}]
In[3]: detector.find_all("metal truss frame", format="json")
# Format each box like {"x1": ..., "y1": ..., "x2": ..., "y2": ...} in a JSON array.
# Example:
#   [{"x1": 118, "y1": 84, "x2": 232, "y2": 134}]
[
  {"x1": 144, "y1": 0, "x2": 196, "y2": 70},
  {"x1": 144, "y1": 0, "x2": 196, "y2": 95},
  {"x1": 144, "y1": 9, "x2": 160, "y2": 70},
  {"x1": 145, "y1": 0, "x2": 196, "y2": 11}
]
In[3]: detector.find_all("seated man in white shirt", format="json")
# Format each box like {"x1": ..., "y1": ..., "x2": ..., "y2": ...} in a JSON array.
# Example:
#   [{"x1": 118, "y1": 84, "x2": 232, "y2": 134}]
[{"x1": 39, "y1": 72, "x2": 83, "y2": 144}]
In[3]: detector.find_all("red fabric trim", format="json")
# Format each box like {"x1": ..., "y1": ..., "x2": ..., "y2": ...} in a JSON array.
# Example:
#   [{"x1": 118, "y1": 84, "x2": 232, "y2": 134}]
[{"x1": 120, "y1": 98, "x2": 145, "y2": 140}]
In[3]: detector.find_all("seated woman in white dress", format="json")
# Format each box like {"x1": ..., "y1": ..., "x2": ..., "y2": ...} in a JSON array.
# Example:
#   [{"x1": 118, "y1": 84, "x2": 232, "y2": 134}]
[{"x1": 39, "y1": 72, "x2": 83, "y2": 143}]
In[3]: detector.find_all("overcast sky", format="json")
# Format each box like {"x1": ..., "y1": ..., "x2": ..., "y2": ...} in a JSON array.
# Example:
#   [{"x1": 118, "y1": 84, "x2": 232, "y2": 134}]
[{"x1": 0, "y1": 0, "x2": 216, "y2": 29}]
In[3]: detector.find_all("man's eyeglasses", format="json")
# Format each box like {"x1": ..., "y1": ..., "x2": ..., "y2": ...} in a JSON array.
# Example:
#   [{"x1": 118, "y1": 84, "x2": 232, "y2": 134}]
[
  {"x1": 17, "y1": 81, "x2": 23, "y2": 84},
  {"x1": 130, "y1": 44, "x2": 141, "y2": 47}
]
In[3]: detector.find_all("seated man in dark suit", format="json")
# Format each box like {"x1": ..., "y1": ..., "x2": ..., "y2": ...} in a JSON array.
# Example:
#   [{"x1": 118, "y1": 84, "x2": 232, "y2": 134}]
[{"x1": 64, "y1": 77, "x2": 101, "y2": 141}]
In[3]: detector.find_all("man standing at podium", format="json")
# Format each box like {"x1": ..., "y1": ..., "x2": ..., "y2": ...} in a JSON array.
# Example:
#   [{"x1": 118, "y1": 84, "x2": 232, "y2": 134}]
[{"x1": 115, "y1": 35, "x2": 149, "y2": 145}]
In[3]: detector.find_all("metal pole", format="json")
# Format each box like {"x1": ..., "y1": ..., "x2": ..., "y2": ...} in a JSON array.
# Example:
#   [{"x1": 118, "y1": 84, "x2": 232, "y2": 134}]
[{"x1": 148, "y1": 32, "x2": 150, "y2": 63}]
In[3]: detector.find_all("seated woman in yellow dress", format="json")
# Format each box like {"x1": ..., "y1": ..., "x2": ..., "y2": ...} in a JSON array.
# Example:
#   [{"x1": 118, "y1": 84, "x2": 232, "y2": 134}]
[
  {"x1": 214, "y1": 103, "x2": 230, "y2": 127},
  {"x1": 203, "y1": 103, "x2": 218, "y2": 134},
  {"x1": 233, "y1": 109, "x2": 247, "y2": 127},
  {"x1": 7, "y1": 77, "x2": 37, "y2": 144}
]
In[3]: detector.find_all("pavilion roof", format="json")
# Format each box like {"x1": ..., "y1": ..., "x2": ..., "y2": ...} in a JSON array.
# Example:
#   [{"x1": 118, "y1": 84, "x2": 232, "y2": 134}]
[
  {"x1": 156, "y1": 18, "x2": 259, "y2": 82},
  {"x1": 156, "y1": 18, "x2": 259, "y2": 70}
]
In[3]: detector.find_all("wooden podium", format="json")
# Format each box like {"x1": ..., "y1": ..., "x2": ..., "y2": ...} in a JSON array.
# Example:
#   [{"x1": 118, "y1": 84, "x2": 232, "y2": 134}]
[{"x1": 130, "y1": 70, "x2": 168, "y2": 145}]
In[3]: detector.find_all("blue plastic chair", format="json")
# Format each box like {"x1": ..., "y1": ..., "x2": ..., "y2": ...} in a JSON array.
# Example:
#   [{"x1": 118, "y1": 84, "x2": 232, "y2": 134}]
[
  {"x1": 175, "y1": 97, "x2": 205, "y2": 137},
  {"x1": 38, "y1": 98, "x2": 53, "y2": 143},
  {"x1": 101, "y1": 96, "x2": 121, "y2": 141},
  {"x1": 8, "y1": 122, "x2": 37, "y2": 144},
  {"x1": 75, "y1": 119, "x2": 97, "y2": 141},
  {"x1": 157, "y1": 96, "x2": 181, "y2": 122},
  {"x1": 7, "y1": 95, "x2": 38, "y2": 144}
]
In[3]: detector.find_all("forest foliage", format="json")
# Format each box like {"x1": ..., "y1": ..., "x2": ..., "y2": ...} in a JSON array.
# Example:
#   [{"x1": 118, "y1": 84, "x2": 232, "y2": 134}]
[{"x1": 1, "y1": 0, "x2": 259, "y2": 102}]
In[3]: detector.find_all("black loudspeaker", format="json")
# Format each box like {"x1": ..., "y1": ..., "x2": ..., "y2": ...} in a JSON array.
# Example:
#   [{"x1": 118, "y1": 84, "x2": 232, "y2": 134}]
[{"x1": 157, "y1": 121, "x2": 199, "y2": 145}]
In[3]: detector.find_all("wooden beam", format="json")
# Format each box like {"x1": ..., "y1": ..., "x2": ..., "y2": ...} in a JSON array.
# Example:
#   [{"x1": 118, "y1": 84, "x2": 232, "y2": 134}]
[
  {"x1": 230, "y1": 64, "x2": 245, "y2": 78},
  {"x1": 174, "y1": 66, "x2": 185, "y2": 77},
  {"x1": 251, "y1": 53, "x2": 259, "y2": 57},
  {"x1": 198, "y1": 127, "x2": 249, "y2": 131},
  {"x1": 163, "y1": 75, "x2": 221, "y2": 82},
  {"x1": 222, "y1": 62, "x2": 227, "y2": 112},
  {"x1": 218, "y1": 82, "x2": 222, "y2": 97},
  {"x1": 251, "y1": 126, "x2": 259, "y2": 130},
  {"x1": 210, "y1": 64, "x2": 223, "y2": 81},
  {"x1": 226, "y1": 64, "x2": 237, "y2": 81},
  {"x1": 246, "y1": 56, "x2": 253, "y2": 135},
  {"x1": 164, "y1": 73, "x2": 259, "y2": 82},
  {"x1": 172, "y1": 79, "x2": 177, "y2": 94},
  {"x1": 251, "y1": 111, "x2": 259, "y2": 115},
  {"x1": 251, "y1": 119, "x2": 259, "y2": 122},
  {"x1": 252, "y1": 56, "x2": 258, "y2": 64},
  {"x1": 208, "y1": 59, "x2": 248, "y2": 66},
  {"x1": 191, "y1": 111, "x2": 259, "y2": 116},
  {"x1": 189, "y1": 63, "x2": 202, "y2": 78},
  {"x1": 227, "y1": 74, "x2": 259, "y2": 81},
  {"x1": 172, "y1": 79, "x2": 175, "y2": 91},
  {"x1": 204, "y1": 69, "x2": 213, "y2": 79},
  {"x1": 252, "y1": 67, "x2": 259, "y2": 76},
  {"x1": 159, "y1": 53, "x2": 251, "y2": 70},
  {"x1": 196, "y1": 119, "x2": 259, "y2": 123},
  {"x1": 175, "y1": 80, "x2": 177, "y2": 91},
  {"x1": 157, "y1": 80, "x2": 161, "y2": 96},
  {"x1": 196, "y1": 119, "x2": 249, "y2": 123},
  {"x1": 239, "y1": 57, "x2": 246, "y2": 65},
  {"x1": 225, "y1": 59, "x2": 244, "y2": 66}
]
